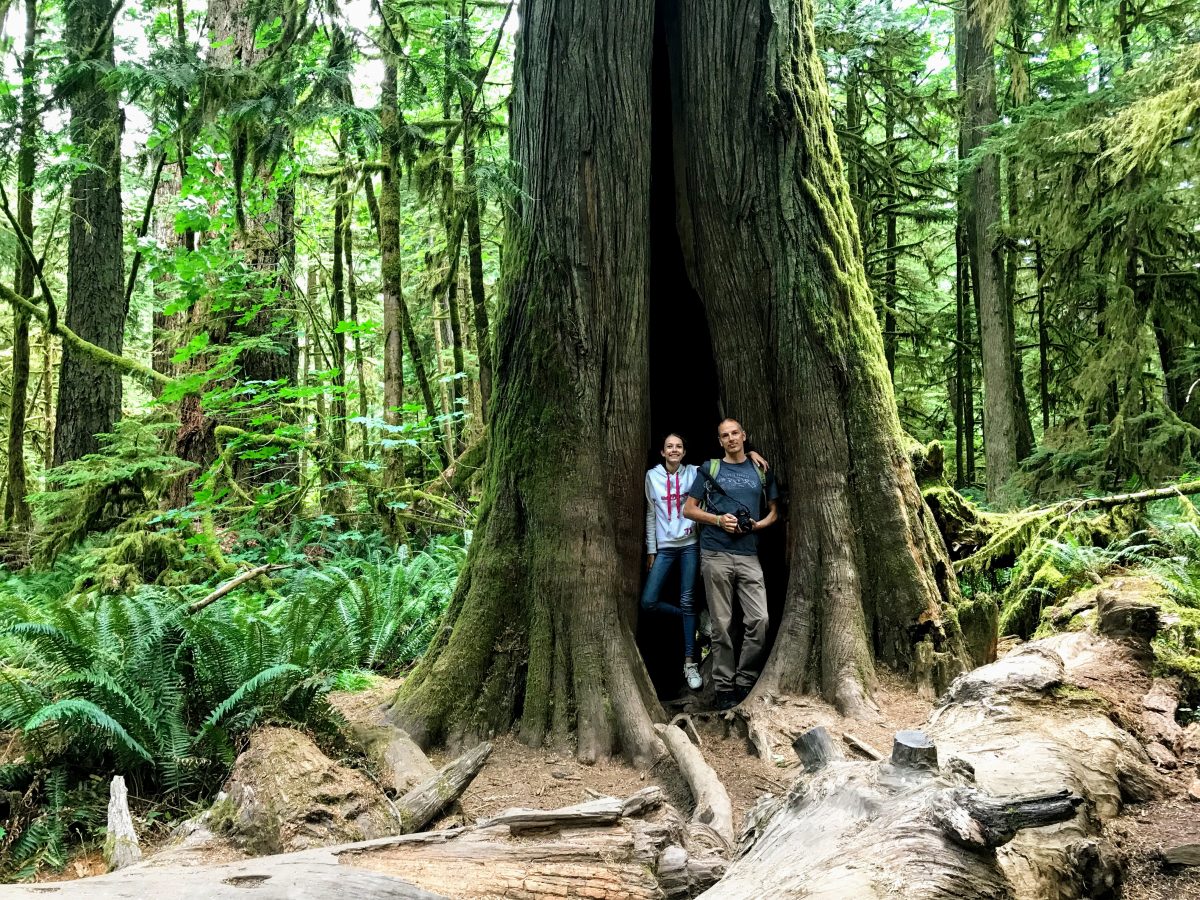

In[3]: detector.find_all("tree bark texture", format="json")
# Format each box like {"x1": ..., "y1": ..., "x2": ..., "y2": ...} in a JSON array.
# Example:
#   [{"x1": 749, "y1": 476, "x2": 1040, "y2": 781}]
[
  {"x1": 395, "y1": 0, "x2": 971, "y2": 761},
  {"x1": 55, "y1": 0, "x2": 127, "y2": 466},
  {"x1": 393, "y1": 0, "x2": 666, "y2": 766},
  {"x1": 960, "y1": 0, "x2": 1020, "y2": 502},
  {"x1": 5, "y1": 0, "x2": 37, "y2": 527}
]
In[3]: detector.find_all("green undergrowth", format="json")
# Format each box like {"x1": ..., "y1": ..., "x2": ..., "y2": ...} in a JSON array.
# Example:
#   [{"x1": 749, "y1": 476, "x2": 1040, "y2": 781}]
[
  {"x1": 963, "y1": 490, "x2": 1200, "y2": 697},
  {"x1": 0, "y1": 533, "x2": 465, "y2": 880}
]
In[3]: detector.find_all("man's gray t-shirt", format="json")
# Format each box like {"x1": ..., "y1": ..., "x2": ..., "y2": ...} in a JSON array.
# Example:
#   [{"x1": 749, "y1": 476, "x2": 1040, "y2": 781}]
[{"x1": 687, "y1": 458, "x2": 778, "y2": 555}]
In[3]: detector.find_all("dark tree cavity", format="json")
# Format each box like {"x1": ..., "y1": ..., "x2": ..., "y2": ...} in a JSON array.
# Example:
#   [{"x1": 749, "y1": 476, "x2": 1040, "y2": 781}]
[{"x1": 393, "y1": 0, "x2": 975, "y2": 764}]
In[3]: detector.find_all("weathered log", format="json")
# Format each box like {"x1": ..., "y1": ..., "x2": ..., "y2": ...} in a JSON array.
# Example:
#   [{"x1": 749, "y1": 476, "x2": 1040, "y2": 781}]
[
  {"x1": 1162, "y1": 843, "x2": 1200, "y2": 868},
  {"x1": 394, "y1": 741, "x2": 491, "y2": 833},
  {"x1": 655, "y1": 722, "x2": 735, "y2": 847},
  {"x1": 103, "y1": 775, "x2": 142, "y2": 871},
  {"x1": 704, "y1": 631, "x2": 1165, "y2": 899},
  {"x1": 1, "y1": 841, "x2": 447, "y2": 899},
  {"x1": 347, "y1": 722, "x2": 439, "y2": 796},
  {"x1": 891, "y1": 729, "x2": 938, "y2": 771},
  {"x1": 479, "y1": 786, "x2": 662, "y2": 833},
  {"x1": 791, "y1": 725, "x2": 843, "y2": 771}
]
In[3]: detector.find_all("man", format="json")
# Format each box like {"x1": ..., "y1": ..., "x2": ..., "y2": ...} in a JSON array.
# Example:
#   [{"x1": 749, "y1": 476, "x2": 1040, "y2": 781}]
[{"x1": 683, "y1": 418, "x2": 778, "y2": 710}]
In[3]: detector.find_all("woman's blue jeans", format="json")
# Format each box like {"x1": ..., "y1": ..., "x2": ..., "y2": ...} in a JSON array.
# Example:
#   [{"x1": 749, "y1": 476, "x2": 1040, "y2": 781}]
[{"x1": 641, "y1": 543, "x2": 698, "y2": 659}]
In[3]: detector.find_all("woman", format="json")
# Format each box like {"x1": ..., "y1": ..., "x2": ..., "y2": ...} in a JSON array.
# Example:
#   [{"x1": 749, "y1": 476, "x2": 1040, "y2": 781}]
[{"x1": 643, "y1": 433, "x2": 766, "y2": 690}]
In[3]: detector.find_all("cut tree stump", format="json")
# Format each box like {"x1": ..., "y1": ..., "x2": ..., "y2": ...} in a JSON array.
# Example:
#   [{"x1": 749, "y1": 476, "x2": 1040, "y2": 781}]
[
  {"x1": 791, "y1": 725, "x2": 843, "y2": 771},
  {"x1": 103, "y1": 775, "x2": 142, "y2": 871},
  {"x1": 891, "y1": 729, "x2": 938, "y2": 770}
]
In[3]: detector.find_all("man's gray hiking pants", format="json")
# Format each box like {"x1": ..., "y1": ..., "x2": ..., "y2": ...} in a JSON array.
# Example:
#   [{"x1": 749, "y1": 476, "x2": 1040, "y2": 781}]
[{"x1": 700, "y1": 550, "x2": 769, "y2": 692}]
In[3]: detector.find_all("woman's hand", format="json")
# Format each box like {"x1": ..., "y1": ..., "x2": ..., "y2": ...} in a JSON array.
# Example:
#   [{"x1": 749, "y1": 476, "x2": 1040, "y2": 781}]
[
  {"x1": 646, "y1": 554, "x2": 656, "y2": 572},
  {"x1": 748, "y1": 450, "x2": 769, "y2": 471}
]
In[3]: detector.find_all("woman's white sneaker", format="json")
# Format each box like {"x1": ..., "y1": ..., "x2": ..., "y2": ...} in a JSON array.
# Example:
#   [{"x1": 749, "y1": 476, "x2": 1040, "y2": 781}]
[{"x1": 684, "y1": 662, "x2": 702, "y2": 690}]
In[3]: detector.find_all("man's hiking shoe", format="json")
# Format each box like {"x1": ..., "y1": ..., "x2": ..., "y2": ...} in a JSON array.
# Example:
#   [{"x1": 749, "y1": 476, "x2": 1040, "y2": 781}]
[
  {"x1": 715, "y1": 691, "x2": 738, "y2": 711},
  {"x1": 684, "y1": 662, "x2": 702, "y2": 691},
  {"x1": 733, "y1": 684, "x2": 751, "y2": 703}
]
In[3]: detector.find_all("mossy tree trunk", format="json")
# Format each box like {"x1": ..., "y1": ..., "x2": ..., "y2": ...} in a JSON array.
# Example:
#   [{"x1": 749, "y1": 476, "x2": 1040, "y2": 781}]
[
  {"x1": 393, "y1": 0, "x2": 664, "y2": 767},
  {"x1": 55, "y1": 0, "x2": 127, "y2": 466},
  {"x1": 393, "y1": 0, "x2": 970, "y2": 761},
  {"x1": 5, "y1": 0, "x2": 37, "y2": 528}
]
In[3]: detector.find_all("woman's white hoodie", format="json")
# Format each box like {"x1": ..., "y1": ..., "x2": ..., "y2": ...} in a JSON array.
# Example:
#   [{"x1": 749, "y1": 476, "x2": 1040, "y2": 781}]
[{"x1": 644, "y1": 464, "x2": 698, "y2": 553}]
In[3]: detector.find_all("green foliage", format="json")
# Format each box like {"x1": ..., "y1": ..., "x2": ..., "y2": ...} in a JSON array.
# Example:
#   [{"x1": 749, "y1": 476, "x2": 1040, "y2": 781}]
[
  {"x1": 28, "y1": 420, "x2": 196, "y2": 565},
  {"x1": 0, "y1": 535, "x2": 464, "y2": 879}
]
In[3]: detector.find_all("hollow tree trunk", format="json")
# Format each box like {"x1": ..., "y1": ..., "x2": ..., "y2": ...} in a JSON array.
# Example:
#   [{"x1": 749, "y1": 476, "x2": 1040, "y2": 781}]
[
  {"x1": 55, "y1": 0, "x2": 127, "y2": 466},
  {"x1": 394, "y1": 0, "x2": 969, "y2": 761},
  {"x1": 665, "y1": 0, "x2": 970, "y2": 714}
]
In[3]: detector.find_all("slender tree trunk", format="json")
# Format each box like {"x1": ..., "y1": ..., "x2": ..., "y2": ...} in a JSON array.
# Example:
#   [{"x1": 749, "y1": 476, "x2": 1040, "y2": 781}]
[
  {"x1": 954, "y1": 226, "x2": 968, "y2": 488},
  {"x1": 379, "y1": 63, "x2": 406, "y2": 491},
  {"x1": 346, "y1": 184, "x2": 370, "y2": 458},
  {"x1": 445, "y1": 258, "x2": 467, "y2": 454},
  {"x1": 1005, "y1": 158, "x2": 1035, "y2": 458},
  {"x1": 1035, "y1": 240, "x2": 1051, "y2": 431},
  {"x1": 395, "y1": 0, "x2": 969, "y2": 762},
  {"x1": 6, "y1": 0, "x2": 37, "y2": 528},
  {"x1": 55, "y1": 0, "x2": 127, "y2": 465},
  {"x1": 461, "y1": 120, "x2": 492, "y2": 420},
  {"x1": 960, "y1": 0, "x2": 1019, "y2": 502},
  {"x1": 41, "y1": 324, "x2": 53, "y2": 469},
  {"x1": 882, "y1": 10, "x2": 898, "y2": 380}
]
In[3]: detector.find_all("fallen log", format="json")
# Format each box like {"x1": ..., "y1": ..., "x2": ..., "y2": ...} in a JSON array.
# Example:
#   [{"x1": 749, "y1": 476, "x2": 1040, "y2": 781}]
[
  {"x1": 704, "y1": 628, "x2": 1165, "y2": 899},
  {"x1": 707, "y1": 730, "x2": 1081, "y2": 899},
  {"x1": 479, "y1": 785, "x2": 662, "y2": 833},
  {"x1": 656, "y1": 721, "x2": 735, "y2": 847},
  {"x1": 18, "y1": 790, "x2": 722, "y2": 900},
  {"x1": 394, "y1": 741, "x2": 491, "y2": 833}
]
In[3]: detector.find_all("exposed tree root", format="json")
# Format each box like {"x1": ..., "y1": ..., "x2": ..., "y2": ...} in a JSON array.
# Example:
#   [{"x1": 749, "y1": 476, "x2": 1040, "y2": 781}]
[{"x1": 654, "y1": 722, "x2": 735, "y2": 848}]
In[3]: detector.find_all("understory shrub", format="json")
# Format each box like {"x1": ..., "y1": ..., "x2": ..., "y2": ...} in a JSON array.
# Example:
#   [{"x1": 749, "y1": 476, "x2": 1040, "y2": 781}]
[{"x1": 0, "y1": 535, "x2": 463, "y2": 879}]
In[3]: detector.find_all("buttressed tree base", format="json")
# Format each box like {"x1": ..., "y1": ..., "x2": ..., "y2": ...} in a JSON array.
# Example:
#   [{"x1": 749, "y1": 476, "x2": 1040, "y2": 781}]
[{"x1": 391, "y1": 0, "x2": 975, "y2": 765}]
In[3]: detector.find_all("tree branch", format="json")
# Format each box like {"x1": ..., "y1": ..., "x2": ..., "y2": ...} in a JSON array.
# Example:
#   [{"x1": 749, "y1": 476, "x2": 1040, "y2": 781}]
[{"x1": 0, "y1": 283, "x2": 173, "y2": 391}]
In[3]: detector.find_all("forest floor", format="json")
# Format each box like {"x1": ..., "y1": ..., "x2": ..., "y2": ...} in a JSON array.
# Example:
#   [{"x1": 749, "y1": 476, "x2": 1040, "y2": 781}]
[
  {"x1": 346, "y1": 669, "x2": 932, "y2": 835},
  {"x1": 27, "y1": 646, "x2": 1200, "y2": 896}
]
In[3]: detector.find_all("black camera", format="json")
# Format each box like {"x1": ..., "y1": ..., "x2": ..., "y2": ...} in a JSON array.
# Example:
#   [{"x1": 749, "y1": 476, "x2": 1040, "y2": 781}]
[{"x1": 734, "y1": 509, "x2": 756, "y2": 534}]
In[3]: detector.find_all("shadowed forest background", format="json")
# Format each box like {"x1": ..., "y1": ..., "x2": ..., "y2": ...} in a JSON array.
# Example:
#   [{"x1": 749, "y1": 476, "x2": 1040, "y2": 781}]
[{"x1": 0, "y1": 0, "x2": 1198, "y2": 882}]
